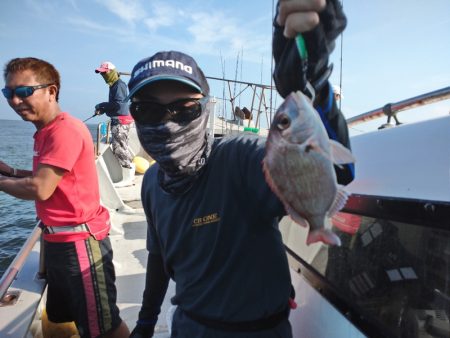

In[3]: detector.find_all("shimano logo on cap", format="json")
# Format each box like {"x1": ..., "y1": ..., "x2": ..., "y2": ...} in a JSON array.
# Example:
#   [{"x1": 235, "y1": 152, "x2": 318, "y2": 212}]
[
  {"x1": 133, "y1": 59, "x2": 193, "y2": 79},
  {"x1": 128, "y1": 51, "x2": 210, "y2": 98}
]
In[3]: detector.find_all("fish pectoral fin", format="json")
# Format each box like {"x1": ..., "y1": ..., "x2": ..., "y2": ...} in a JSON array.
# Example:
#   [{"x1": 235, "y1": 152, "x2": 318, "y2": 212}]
[
  {"x1": 327, "y1": 185, "x2": 351, "y2": 217},
  {"x1": 301, "y1": 137, "x2": 330, "y2": 158},
  {"x1": 301, "y1": 136, "x2": 320, "y2": 153},
  {"x1": 329, "y1": 140, "x2": 356, "y2": 165},
  {"x1": 285, "y1": 205, "x2": 309, "y2": 228}
]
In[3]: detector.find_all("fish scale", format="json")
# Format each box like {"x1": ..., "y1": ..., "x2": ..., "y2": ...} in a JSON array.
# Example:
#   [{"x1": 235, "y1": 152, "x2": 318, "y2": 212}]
[{"x1": 263, "y1": 91, "x2": 356, "y2": 246}]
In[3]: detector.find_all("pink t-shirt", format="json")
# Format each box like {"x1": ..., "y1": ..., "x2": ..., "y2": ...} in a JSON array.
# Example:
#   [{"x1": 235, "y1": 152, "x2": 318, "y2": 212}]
[{"x1": 33, "y1": 112, "x2": 110, "y2": 242}]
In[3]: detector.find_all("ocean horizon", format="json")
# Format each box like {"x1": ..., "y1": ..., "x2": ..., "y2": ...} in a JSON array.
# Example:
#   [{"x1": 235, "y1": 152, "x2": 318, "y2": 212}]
[{"x1": 0, "y1": 119, "x2": 98, "y2": 278}]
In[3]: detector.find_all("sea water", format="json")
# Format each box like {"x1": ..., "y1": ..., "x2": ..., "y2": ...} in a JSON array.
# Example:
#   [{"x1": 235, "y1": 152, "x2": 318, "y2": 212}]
[{"x1": 0, "y1": 119, "x2": 97, "y2": 277}]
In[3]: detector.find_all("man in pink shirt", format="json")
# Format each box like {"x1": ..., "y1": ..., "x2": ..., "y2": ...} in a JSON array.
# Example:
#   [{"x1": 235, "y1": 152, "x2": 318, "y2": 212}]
[{"x1": 0, "y1": 57, "x2": 129, "y2": 338}]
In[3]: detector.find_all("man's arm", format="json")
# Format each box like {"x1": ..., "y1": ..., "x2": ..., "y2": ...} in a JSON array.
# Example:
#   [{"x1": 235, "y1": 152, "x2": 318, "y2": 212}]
[
  {"x1": 273, "y1": 0, "x2": 354, "y2": 184},
  {"x1": 95, "y1": 80, "x2": 128, "y2": 116},
  {"x1": 0, "y1": 161, "x2": 32, "y2": 178},
  {"x1": 0, "y1": 163, "x2": 65, "y2": 200},
  {"x1": 95, "y1": 101, "x2": 120, "y2": 115},
  {"x1": 130, "y1": 253, "x2": 170, "y2": 338},
  {"x1": 273, "y1": 0, "x2": 347, "y2": 97}
]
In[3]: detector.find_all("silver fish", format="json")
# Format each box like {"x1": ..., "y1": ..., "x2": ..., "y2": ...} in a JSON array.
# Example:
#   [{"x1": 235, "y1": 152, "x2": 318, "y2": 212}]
[{"x1": 263, "y1": 91, "x2": 356, "y2": 246}]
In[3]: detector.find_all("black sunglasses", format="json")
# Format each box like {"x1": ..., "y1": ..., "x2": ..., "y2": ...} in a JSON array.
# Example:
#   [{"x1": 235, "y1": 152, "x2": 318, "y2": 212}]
[
  {"x1": 130, "y1": 96, "x2": 209, "y2": 125},
  {"x1": 2, "y1": 84, "x2": 54, "y2": 100}
]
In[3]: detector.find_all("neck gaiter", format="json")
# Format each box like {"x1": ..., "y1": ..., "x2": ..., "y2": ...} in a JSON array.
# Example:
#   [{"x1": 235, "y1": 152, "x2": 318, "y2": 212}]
[
  {"x1": 101, "y1": 69, "x2": 120, "y2": 86},
  {"x1": 136, "y1": 104, "x2": 212, "y2": 195}
]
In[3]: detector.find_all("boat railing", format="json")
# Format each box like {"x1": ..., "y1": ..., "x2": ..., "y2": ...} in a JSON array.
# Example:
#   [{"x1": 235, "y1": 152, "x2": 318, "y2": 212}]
[
  {"x1": 0, "y1": 223, "x2": 43, "y2": 305},
  {"x1": 95, "y1": 120, "x2": 111, "y2": 156},
  {"x1": 119, "y1": 71, "x2": 278, "y2": 131},
  {"x1": 347, "y1": 86, "x2": 450, "y2": 127},
  {"x1": 205, "y1": 76, "x2": 277, "y2": 131}
]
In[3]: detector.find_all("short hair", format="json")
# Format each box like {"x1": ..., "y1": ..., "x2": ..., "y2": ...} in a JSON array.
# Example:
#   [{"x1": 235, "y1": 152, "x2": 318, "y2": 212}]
[{"x1": 3, "y1": 57, "x2": 61, "y2": 101}]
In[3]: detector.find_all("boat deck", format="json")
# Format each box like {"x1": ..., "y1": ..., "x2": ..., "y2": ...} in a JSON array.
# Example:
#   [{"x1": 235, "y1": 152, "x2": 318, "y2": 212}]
[{"x1": 111, "y1": 174, "x2": 175, "y2": 337}]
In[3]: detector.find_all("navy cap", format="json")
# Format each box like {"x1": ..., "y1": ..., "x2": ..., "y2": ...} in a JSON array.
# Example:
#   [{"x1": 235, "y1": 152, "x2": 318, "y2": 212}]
[{"x1": 127, "y1": 51, "x2": 210, "y2": 100}]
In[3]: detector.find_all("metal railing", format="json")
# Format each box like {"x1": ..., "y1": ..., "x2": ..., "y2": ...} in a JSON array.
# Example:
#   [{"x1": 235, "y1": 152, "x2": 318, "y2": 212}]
[
  {"x1": 95, "y1": 121, "x2": 111, "y2": 156},
  {"x1": 0, "y1": 224, "x2": 42, "y2": 303},
  {"x1": 119, "y1": 71, "x2": 278, "y2": 130},
  {"x1": 347, "y1": 86, "x2": 450, "y2": 127}
]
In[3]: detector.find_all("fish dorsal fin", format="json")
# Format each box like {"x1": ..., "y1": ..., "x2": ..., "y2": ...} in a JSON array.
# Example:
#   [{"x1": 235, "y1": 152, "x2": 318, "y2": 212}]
[
  {"x1": 327, "y1": 185, "x2": 350, "y2": 217},
  {"x1": 329, "y1": 139, "x2": 356, "y2": 165}
]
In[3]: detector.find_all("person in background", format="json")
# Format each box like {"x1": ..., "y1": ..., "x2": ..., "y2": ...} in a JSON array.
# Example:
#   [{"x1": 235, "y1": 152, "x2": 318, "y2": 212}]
[
  {"x1": 95, "y1": 61, "x2": 135, "y2": 187},
  {"x1": 332, "y1": 84, "x2": 343, "y2": 101},
  {"x1": 273, "y1": 0, "x2": 354, "y2": 182},
  {"x1": 0, "y1": 57, "x2": 129, "y2": 338}
]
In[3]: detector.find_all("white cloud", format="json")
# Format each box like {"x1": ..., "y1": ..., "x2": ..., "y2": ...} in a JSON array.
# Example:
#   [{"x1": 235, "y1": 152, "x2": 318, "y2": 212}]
[
  {"x1": 66, "y1": 16, "x2": 112, "y2": 33},
  {"x1": 95, "y1": 0, "x2": 146, "y2": 25},
  {"x1": 25, "y1": 0, "x2": 58, "y2": 18},
  {"x1": 63, "y1": 0, "x2": 272, "y2": 67},
  {"x1": 143, "y1": 3, "x2": 177, "y2": 31},
  {"x1": 186, "y1": 10, "x2": 271, "y2": 62},
  {"x1": 65, "y1": 0, "x2": 80, "y2": 12}
]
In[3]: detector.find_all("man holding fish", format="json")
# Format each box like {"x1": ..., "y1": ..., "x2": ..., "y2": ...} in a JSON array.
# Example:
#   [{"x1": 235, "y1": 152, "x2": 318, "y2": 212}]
[{"x1": 129, "y1": 0, "x2": 354, "y2": 337}]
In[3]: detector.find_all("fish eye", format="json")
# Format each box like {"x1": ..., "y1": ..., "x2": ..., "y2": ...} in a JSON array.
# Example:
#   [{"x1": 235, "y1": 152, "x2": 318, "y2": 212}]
[{"x1": 276, "y1": 114, "x2": 290, "y2": 130}]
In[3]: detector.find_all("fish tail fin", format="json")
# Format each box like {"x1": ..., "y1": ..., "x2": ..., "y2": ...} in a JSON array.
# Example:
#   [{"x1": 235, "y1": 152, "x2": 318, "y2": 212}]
[{"x1": 307, "y1": 229, "x2": 342, "y2": 246}]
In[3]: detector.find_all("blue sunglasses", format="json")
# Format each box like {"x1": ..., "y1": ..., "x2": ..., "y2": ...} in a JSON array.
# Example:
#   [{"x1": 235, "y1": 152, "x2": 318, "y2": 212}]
[{"x1": 2, "y1": 83, "x2": 53, "y2": 99}]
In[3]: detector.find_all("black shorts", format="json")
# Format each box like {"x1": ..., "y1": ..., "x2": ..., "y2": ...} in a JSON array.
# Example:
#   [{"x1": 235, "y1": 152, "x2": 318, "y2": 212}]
[{"x1": 44, "y1": 236, "x2": 122, "y2": 338}]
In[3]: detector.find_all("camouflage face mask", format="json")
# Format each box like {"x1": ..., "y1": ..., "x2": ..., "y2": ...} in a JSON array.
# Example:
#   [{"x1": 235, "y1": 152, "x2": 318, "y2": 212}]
[
  {"x1": 101, "y1": 69, "x2": 119, "y2": 86},
  {"x1": 136, "y1": 102, "x2": 212, "y2": 194}
]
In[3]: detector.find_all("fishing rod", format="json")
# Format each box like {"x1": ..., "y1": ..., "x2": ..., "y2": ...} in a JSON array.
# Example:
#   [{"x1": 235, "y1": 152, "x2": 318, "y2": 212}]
[
  {"x1": 83, "y1": 109, "x2": 101, "y2": 123},
  {"x1": 295, "y1": 34, "x2": 315, "y2": 101}
]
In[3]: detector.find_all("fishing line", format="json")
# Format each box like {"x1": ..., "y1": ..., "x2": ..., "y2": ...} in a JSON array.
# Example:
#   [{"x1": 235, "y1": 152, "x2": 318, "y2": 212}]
[
  {"x1": 270, "y1": 0, "x2": 275, "y2": 125},
  {"x1": 338, "y1": 0, "x2": 344, "y2": 112},
  {"x1": 350, "y1": 126, "x2": 365, "y2": 133},
  {"x1": 233, "y1": 52, "x2": 239, "y2": 111},
  {"x1": 239, "y1": 48, "x2": 243, "y2": 108}
]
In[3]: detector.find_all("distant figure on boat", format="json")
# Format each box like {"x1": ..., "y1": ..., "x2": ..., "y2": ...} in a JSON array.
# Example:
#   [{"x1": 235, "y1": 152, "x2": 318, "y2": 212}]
[
  {"x1": 332, "y1": 84, "x2": 343, "y2": 101},
  {"x1": 95, "y1": 61, "x2": 135, "y2": 187},
  {"x1": 0, "y1": 57, "x2": 129, "y2": 338},
  {"x1": 234, "y1": 106, "x2": 252, "y2": 120},
  {"x1": 234, "y1": 106, "x2": 245, "y2": 119},
  {"x1": 242, "y1": 106, "x2": 252, "y2": 120}
]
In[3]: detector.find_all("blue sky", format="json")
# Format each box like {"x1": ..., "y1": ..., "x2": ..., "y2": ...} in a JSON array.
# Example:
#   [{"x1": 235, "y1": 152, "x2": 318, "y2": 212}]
[{"x1": 1, "y1": 0, "x2": 449, "y2": 134}]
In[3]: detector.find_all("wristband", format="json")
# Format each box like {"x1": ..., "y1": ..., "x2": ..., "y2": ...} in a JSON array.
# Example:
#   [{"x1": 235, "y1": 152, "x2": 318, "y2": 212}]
[{"x1": 11, "y1": 167, "x2": 17, "y2": 177}]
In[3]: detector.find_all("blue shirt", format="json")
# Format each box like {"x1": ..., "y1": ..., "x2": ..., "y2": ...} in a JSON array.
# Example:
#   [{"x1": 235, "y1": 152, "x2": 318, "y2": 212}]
[
  {"x1": 142, "y1": 133, "x2": 291, "y2": 322},
  {"x1": 96, "y1": 78, "x2": 129, "y2": 121}
]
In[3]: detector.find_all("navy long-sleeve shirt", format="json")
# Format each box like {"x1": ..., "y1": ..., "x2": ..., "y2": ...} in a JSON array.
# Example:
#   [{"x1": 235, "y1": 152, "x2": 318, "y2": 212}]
[{"x1": 96, "y1": 78, "x2": 129, "y2": 118}]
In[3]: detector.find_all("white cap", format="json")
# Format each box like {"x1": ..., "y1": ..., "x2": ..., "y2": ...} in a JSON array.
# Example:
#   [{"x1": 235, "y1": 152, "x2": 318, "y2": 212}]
[
  {"x1": 332, "y1": 85, "x2": 343, "y2": 99},
  {"x1": 95, "y1": 61, "x2": 116, "y2": 73}
]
